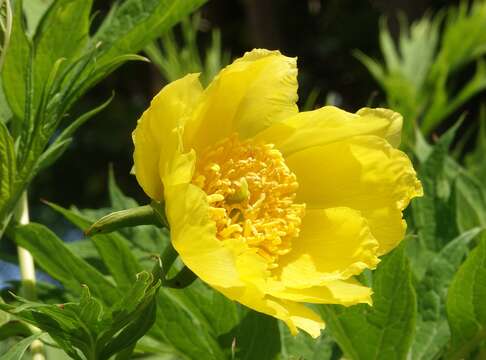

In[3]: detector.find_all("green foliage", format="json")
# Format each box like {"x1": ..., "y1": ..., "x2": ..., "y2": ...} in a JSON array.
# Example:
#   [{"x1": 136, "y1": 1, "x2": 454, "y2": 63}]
[
  {"x1": 0, "y1": 272, "x2": 160, "y2": 360},
  {"x1": 145, "y1": 14, "x2": 230, "y2": 86},
  {"x1": 0, "y1": 0, "x2": 206, "y2": 237},
  {"x1": 357, "y1": 1, "x2": 486, "y2": 143},
  {"x1": 407, "y1": 128, "x2": 486, "y2": 360},
  {"x1": 320, "y1": 245, "x2": 416, "y2": 360},
  {"x1": 14, "y1": 223, "x2": 121, "y2": 305},
  {"x1": 0, "y1": 333, "x2": 41, "y2": 360},
  {"x1": 1, "y1": 1, "x2": 486, "y2": 359},
  {"x1": 411, "y1": 228, "x2": 481, "y2": 359},
  {"x1": 5, "y1": 133, "x2": 486, "y2": 359},
  {"x1": 446, "y1": 236, "x2": 486, "y2": 359},
  {"x1": 0, "y1": 0, "x2": 12, "y2": 70}
]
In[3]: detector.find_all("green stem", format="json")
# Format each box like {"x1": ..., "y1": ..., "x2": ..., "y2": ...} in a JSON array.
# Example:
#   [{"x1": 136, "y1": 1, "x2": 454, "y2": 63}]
[
  {"x1": 15, "y1": 192, "x2": 45, "y2": 360},
  {"x1": 160, "y1": 241, "x2": 178, "y2": 272}
]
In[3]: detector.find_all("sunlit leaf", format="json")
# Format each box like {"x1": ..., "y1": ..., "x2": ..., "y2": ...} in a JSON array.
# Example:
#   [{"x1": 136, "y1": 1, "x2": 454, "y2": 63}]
[{"x1": 446, "y1": 236, "x2": 486, "y2": 359}]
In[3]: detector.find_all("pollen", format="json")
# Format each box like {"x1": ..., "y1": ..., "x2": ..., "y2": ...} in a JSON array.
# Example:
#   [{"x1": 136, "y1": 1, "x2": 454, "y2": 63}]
[{"x1": 193, "y1": 134, "x2": 305, "y2": 269}]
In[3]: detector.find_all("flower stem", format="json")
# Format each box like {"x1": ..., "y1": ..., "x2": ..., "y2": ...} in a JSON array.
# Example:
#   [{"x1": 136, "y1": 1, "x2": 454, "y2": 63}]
[{"x1": 15, "y1": 192, "x2": 45, "y2": 360}]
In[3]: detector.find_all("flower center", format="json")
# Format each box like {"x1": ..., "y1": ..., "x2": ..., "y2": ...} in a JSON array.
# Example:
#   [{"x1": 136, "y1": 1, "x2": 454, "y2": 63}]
[{"x1": 193, "y1": 135, "x2": 305, "y2": 268}]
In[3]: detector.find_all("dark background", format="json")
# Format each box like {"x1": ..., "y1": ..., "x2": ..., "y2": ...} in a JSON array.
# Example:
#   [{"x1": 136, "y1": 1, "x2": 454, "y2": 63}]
[{"x1": 30, "y1": 0, "x2": 462, "y2": 230}]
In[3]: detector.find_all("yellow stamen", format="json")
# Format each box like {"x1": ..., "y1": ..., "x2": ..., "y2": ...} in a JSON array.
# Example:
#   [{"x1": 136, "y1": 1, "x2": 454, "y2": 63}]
[{"x1": 193, "y1": 135, "x2": 305, "y2": 269}]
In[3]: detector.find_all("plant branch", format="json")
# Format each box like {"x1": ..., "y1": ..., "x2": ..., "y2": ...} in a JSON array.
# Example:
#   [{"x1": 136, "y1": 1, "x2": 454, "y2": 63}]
[{"x1": 15, "y1": 191, "x2": 45, "y2": 360}]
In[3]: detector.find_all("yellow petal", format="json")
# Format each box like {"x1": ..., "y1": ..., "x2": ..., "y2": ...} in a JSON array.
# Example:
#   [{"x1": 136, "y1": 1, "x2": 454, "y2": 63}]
[
  {"x1": 276, "y1": 207, "x2": 379, "y2": 287},
  {"x1": 221, "y1": 237, "x2": 269, "y2": 291},
  {"x1": 215, "y1": 284, "x2": 324, "y2": 338},
  {"x1": 255, "y1": 106, "x2": 403, "y2": 156},
  {"x1": 185, "y1": 49, "x2": 298, "y2": 152},
  {"x1": 269, "y1": 278, "x2": 373, "y2": 306},
  {"x1": 132, "y1": 73, "x2": 202, "y2": 200},
  {"x1": 286, "y1": 135, "x2": 423, "y2": 254},
  {"x1": 164, "y1": 182, "x2": 243, "y2": 288},
  {"x1": 356, "y1": 107, "x2": 403, "y2": 147}
]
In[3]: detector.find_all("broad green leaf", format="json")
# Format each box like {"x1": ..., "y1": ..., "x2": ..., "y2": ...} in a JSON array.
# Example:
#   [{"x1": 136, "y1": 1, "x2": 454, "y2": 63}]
[
  {"x1": 0, "y1": 320, "x2": 32, "y2": 340},
  {"x1": 233, "y1": 310, "x2": 280, "y2": 360},
  {"x1": 1, "y1": 0, "x2": 31, "y2": 122},
  {"x1": 14, "y1": 223, "x2": 120, "y2": 306},
  {"x1": 320, "y1": 245, "x2": 416, "y2": 360},
  {"x1": 411, "y1": 228, "x2": 482, "y2": 359},
  {"x1": 43, "y1": 202, "x2": 142, "y2": 290},
  {"x1": 150, "y1": 284, "x2": 227, "y2": 360},
  {"x1": 446, "y1": 236, "x2": 486, "y2": 359},
  {"x1": 0, "y1": 333, "x2": 42, "y2": 360}
]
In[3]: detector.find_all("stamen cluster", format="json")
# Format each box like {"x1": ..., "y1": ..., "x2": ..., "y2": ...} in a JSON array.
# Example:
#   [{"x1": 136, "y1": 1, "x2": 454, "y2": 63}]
[{"x1": 193, "y1": 135, "x2": 305, "y2": 268}]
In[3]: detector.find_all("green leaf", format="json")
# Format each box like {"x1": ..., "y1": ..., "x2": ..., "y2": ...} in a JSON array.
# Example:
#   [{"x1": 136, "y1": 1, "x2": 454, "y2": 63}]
[
  {"x1": 233, "y1": 310, "x2": 280, "y2": 360},
  {"x1": 0, "y1": 333, "x2": 42, "y2": 360},
  {"x1": 0, "y1": 121, "x2": 15, "y2": 215},
  {"x1": 1, "y1": 271, "x2": 160, "y2": 360},
  {"x1": 42, "y1": 202, "x2": 142, "y2": 290},
  {"x1": 278, "y1": 323, "x2": 335, "y2": 360},
  {"x1": 411, "y1": 228, "x2": 482, "y2": 359},
  {"x1": 150, "y1": 284, "x2": 228, "y2": 360},
  {"x1": 32, "y1": 0, "x2": 92, "y2": 110},
  {"x1": 446, "y1": 236, "x2": 486, "y2": 359},
  {"x1": 1, "y1": 0, "x2": 31, "y2": 121},
  {"x1": 97, "y1": 271, "x2": 161, "y2": 359},
  {"x1": 320, "y1": 245, "x2": 417, "y2": 360},
  {"x1": 432, "y1": 2, "x2": 486, "y2": 77},
  {"x1": 412, "y1": 127, "x2": 459, "y2": 252},
  {"x1": 455, "y1": 172, "x2": 486, "y2": 232},
  {"x1": 22, "y1": 0, "x2": 53, "y2": 36},
  {"x1": 423, "y1": 60, "x2": 486, "y2": 133},
  {"x1": 14, "y1": 223, "x2": 121, "y2": 306},
  {"x1": 35, "y1": 138, "x2": 72, "y2": 172},
  {"x1": 91, "y1": 0, "x2": 206, "y2": 70},
  {"x1": 465, "y1": 104, "x2": 486, "y2": 181},
  {"x1": 36, "y1": 93, "x2": 114, "y2": 172},
  {"x1": 108, "y1": 166, "x2": 138, "y2": 210}
]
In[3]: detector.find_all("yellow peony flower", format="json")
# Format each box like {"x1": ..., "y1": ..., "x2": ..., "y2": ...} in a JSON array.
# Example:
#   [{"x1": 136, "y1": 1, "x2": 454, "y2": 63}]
[{"x1": 132, "y1": 49, "x2": 423, "y2": 338}]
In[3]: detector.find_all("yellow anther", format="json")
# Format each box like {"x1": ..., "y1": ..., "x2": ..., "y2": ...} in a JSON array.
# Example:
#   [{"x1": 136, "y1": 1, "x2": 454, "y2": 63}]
[
  {"x1": 192, "y1": 134, "x2": 305, "y2": 270},
  {"x1": 220, "y1": 224, "x2": 243, "y2": 238},
  {"x1": 207, "y1": 194, "x2": 225, "y2": 203}
]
